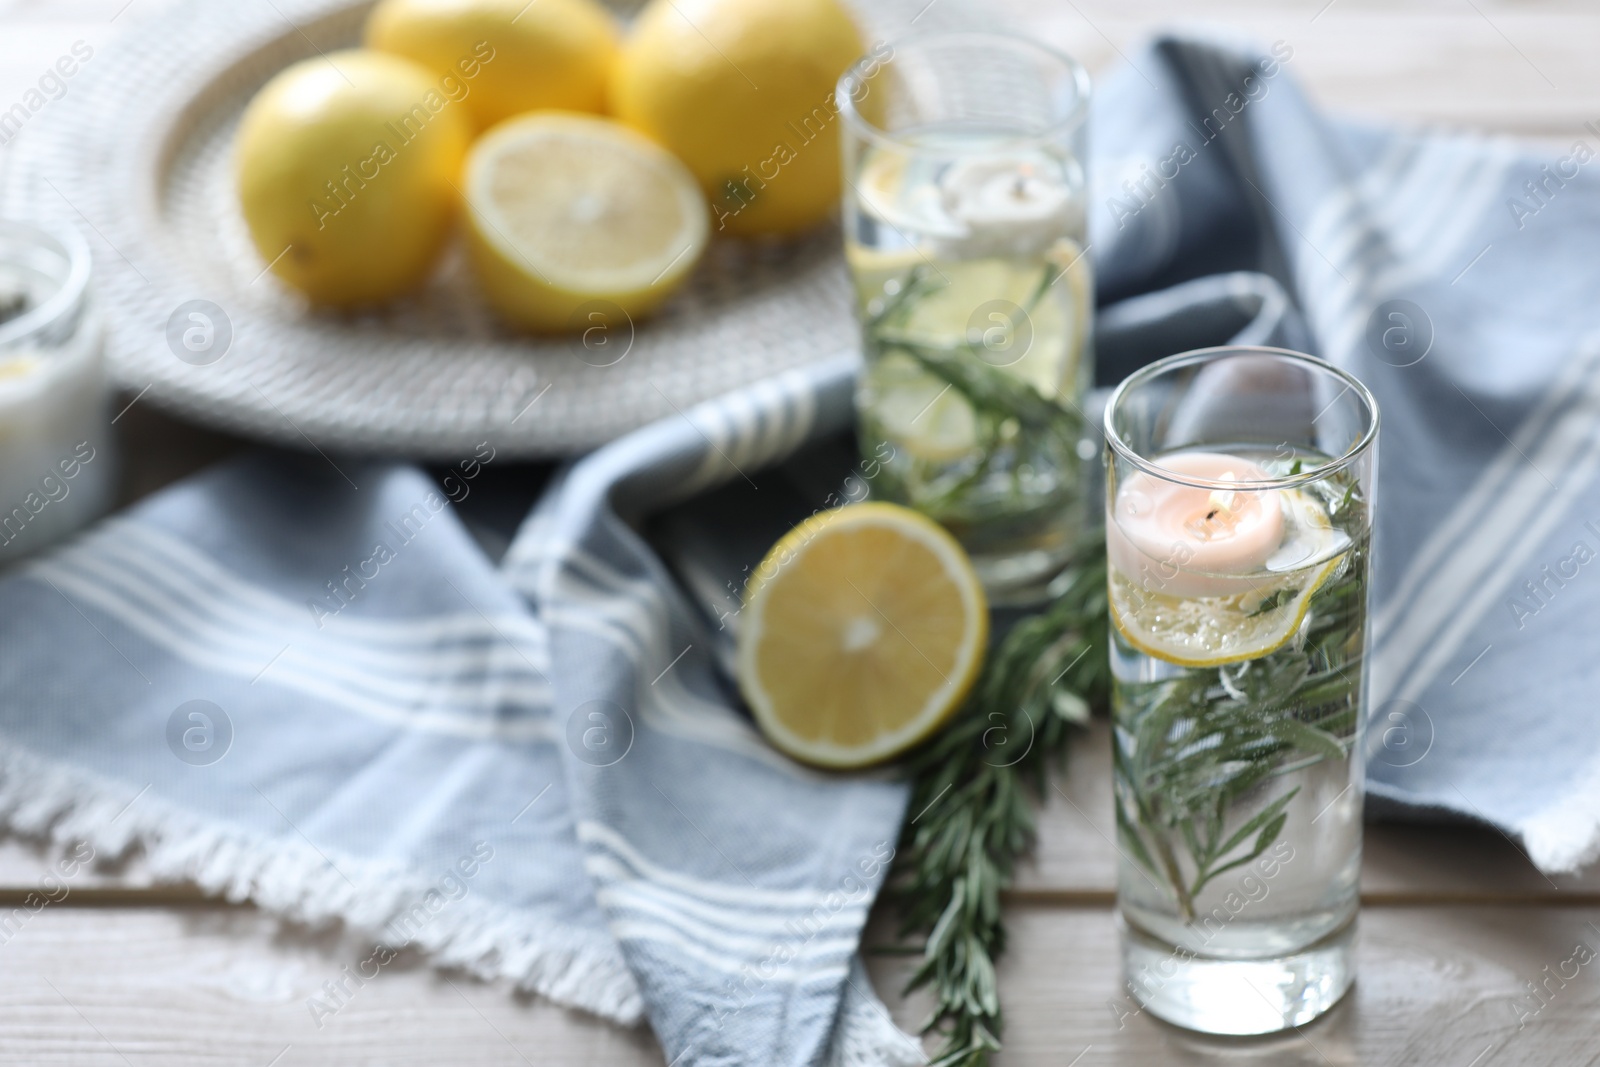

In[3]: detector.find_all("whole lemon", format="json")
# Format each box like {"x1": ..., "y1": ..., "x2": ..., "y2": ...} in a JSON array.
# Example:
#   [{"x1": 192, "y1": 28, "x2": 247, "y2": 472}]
[
  {"x1": 235, "y1": 50, "x2": 469, "y2": 307},
  {"x1": 365, "y1": 0, "x2": 618, "y2": 132},
  {"x1": 611, "y1": 0, "x2": 867, "y2": 238}
]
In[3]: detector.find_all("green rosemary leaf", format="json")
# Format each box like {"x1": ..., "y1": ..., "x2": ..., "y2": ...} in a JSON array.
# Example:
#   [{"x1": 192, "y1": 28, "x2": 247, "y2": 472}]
[
  {"x1": 1246, "y1": 587, "x2": 1300, "y2": 616},
  {"x1": 1191, "y1": 809, "x2": 1291, "y2": 896},
  {"x1": 1209, "y1": 787, "x2": 1300, "y2": 865},
  {"x1": 1051, "y1": 688, "x2": 1091, "y2": 724},
  {"x1": 1179, "y1": 818, "x2": 1206, "y2": 868},
  {"x1": 924, "y1": 880, "x2": 967, "y2": 961},
  {"x1": 1268, "y1": 718, "x2": 1348, "y2": 763},
  {"x1": 1114, "y1": 798, "x2": 1162, "y2": 882}
]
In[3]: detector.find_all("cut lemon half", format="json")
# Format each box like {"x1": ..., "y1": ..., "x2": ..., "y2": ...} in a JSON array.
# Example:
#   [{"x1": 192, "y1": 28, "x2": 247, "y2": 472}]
[
  {"x1": 463, "y1": 112, "x2": 709, "y2": 332},
  {"x1": 1109, "y1": 553, "x2": 1345, "y2": 669},
  {"x1": 736, "y1": 503, "x2": 988, "y2": 769}
]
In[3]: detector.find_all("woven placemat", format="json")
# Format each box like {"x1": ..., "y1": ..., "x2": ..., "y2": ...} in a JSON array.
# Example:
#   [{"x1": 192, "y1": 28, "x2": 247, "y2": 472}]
[{"x1": 0, "y1": 0, "x2": 872, "y2": 458}]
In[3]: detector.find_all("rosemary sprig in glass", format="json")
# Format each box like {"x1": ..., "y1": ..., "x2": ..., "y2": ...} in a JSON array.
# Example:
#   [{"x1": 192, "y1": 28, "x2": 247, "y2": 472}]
[
  {"x1": 1111, "y1": 479, "x2": 1369, "y2": 920},
  {"x1": 861, "y1": 265, "x2": 1083, "y2": 527}
]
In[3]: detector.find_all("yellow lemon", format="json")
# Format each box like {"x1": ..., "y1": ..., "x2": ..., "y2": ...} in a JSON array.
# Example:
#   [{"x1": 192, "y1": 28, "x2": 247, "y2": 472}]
[
  {"x1": 234, "y1": 50, "x2": 469, "y2": 307},
  {"x1": 365, "y1": 0, "x2": 618, "y2": 131},
  {"x1": 610, "y1": 0, "x2": 869, "y2": 238},
  {"x1": 737, "y1": 503, "x2": 988, "y2": 769},
  {"x1": 861, "y1": 351, "x2": 981, "y2": 463},
  {"x1": 462, "y1": 112, "x2": 708, "y2": 331}
]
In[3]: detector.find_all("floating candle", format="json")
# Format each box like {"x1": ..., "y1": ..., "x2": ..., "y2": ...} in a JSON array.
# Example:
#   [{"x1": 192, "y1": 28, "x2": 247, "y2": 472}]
[
  {"x1": 856, "y1": 144, "x2": 1080, "y2": 260},
  {"x1": 936, "y1": 154, "x2": 1077, "y2": 259},
  {"x1": 1107, "y1": 451, "x2": 1283, "y2": 599}
]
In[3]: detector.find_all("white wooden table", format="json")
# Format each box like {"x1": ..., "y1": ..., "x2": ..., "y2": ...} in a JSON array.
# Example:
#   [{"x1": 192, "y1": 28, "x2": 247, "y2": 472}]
[{"x1": 3, "y1": 1, "x2": 1600, "y2": 1062}]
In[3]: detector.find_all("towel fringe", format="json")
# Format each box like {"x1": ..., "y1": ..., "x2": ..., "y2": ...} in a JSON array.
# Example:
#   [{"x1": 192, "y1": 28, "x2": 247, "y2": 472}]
[
  {"x1": 825, "y1": 960, "x2": 928, "y2": 1067},
  {"x1": 0, "y1": 742, "x2": 644, "y2": 1024}
]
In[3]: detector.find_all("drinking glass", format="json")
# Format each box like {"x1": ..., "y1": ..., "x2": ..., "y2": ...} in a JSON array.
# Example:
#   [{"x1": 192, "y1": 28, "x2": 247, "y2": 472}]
[
  {"x1": 1102, "y1": 346, "x2": 1378, "y2": 1034},
  {"x1": 837, "y1": 32, "x2": 1093, "y2": 602}
]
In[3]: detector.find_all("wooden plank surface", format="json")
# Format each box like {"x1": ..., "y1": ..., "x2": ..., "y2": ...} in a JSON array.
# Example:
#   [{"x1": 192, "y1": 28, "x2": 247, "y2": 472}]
[
  {"x1": 898, "y1": 905, "x2": 1600, "y2": 1066},
  {"x1": 2, "y1": 905, "x2": 1597, "y2": 1065},
  {"x1": 0, "y1": 907, "x2": 667, "y2": 1067},
  {"x1": 4, "y1": 0, "x2": 1600, "y2": 1063},
  {"x1": 1021, "y1": 2, "x2": 1600, "y2": 141}
]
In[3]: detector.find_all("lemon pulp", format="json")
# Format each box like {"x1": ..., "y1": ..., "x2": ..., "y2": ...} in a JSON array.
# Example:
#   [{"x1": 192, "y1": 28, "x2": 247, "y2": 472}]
[
  {"x1": 463, "y1": 112, "x2": 708, "y2": 330},
  {"x1": 736, "y1": 503, "x2": 988, "y2": 769}
]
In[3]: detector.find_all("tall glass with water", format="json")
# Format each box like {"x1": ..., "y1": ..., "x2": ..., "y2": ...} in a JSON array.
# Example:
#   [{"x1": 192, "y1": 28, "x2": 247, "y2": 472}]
[
  {"x1": 1103, "y1": 346, "x2": 1378, "y2": 1034},
  {"x1": 837, "y1": 32, "x2": 1093, "y2": 602}
]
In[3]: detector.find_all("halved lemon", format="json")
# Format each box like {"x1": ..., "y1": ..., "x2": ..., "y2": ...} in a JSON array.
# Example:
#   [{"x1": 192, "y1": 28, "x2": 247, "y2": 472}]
[
  {"x1": 736, "y1": 503, "x2": 988, "y2": 769},
  {"x1": 1109, "y1": 553, "x2": 1345, "y2": 669},
  {"x1": 463, "y1": 112, "x2": 709, "y2": 331}
]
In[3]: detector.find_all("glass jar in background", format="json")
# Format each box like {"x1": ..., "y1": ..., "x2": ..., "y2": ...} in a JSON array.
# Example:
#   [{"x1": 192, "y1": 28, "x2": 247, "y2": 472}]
[
  {"x1": 836, "y1": 32, "x2": 1093, "y2": 604},
  {"x1": 0, "y1": 219, "x2": 115, "y2": 560},
  {"x1": 1103, "y1": 346, "x2": 1378, "y2": 1035}
]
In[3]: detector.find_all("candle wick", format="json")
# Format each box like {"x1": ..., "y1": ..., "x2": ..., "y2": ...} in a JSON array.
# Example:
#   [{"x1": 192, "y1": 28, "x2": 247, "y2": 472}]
[{"x1": 1205, "y1": 472, "x2": 1238, "y2": 522}]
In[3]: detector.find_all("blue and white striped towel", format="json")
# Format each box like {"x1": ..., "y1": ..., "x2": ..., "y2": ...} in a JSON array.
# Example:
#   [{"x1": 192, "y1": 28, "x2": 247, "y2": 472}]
[{"x1": 0, "y1": 351, "x2": 921, "y2": 1066}]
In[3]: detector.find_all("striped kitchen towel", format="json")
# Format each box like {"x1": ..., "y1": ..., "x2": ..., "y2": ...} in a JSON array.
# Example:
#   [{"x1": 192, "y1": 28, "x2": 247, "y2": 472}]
[
  {"x1": 0, "y1": 260, "x2": 1313, "y2": 1066},
  {"x1": 0, "y1": 351, "x2": 921, "y2": 1066}
]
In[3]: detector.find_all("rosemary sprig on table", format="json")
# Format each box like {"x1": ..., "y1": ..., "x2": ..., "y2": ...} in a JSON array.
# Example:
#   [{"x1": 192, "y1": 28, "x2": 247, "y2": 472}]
[{"x1": 886, "y1": 545, "x2": 1109, "y2": 1067}]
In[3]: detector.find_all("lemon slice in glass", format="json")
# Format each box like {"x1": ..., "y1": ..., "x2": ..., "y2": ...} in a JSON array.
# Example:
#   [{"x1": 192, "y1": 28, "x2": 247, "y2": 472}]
[
  {"x1": 1108, "y1": 476, "x2": 1354, "y2": 672},
  {"x1": 1108, "y1": 553, "x2": 1345, "y2": 669},
  {"x1": 861, "y1": 352, "x2": 979, "y2": 462},
  {"x1": 463, "y1": 112, "x2": 708, "y2": 331},
  {"x1": 888, "y1": 258, "x2": 1071, "y2": 395},
  {"x1": 850, "y1": 246, "x2": 1081, "y2": 462},
  {"x1": 736, "y1": 503, "x2": 988, "y2": 769}
]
